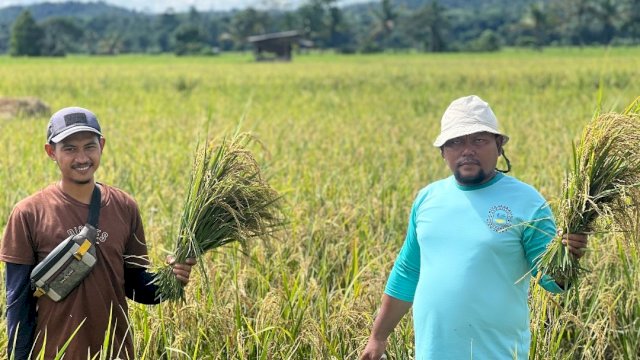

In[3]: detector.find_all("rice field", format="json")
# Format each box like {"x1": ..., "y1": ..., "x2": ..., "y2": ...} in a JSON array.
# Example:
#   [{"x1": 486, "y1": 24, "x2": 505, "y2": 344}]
[{"x1": 0, "y1": 47, "x2": 639, "y2": 359}]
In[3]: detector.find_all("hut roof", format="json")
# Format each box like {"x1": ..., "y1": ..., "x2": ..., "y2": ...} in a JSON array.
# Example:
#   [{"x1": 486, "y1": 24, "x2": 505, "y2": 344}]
[{"x1": 247, "y1": 30, "x2": 300, "y2": 43}]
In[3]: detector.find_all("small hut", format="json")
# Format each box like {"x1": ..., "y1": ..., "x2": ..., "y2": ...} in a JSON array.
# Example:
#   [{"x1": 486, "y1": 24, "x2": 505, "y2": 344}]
[{"x1": 247, "y1": 30, "x2": 307, "y2": 62}]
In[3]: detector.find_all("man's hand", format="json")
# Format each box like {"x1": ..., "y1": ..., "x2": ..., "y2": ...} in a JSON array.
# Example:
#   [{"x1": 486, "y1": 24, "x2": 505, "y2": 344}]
[
  {"x1": 360, "y1": 295, "x2": 411, "y2": 360},
  {"x1": 166, "y1": 256, "x2": 197, "y2": 286},
  {"x1": 560, "y1": 231, "x2": 589, "y2": 259},
  {"x1": 360, "y1": 338, "x2": 388, "y2": 360}
]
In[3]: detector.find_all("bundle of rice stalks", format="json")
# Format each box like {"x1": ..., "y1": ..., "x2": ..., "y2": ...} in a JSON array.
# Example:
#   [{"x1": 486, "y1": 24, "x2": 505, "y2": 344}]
[
  {"x1": 154, "y1": 132, "x2": 285, "y2": 301},
  {"x1": 537, "y1": 101, "x2": 640, "y2": 287}
]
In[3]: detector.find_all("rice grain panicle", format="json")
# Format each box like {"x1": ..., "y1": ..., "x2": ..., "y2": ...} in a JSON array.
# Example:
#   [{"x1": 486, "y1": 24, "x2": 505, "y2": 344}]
[
  {"x1": 154, "y1": 132, "x2": 285, "y2": 301},
  {"x1": 537, "y1": 98, "x2": 640, "y2": 287}
]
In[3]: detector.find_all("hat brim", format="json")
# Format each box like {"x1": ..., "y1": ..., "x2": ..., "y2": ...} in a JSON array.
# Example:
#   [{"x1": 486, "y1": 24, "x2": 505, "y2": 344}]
[
  {"x1": 50, "y1": 126, "x2": 102, "y2": 143},
  {"x1": 433, "y1": 125, "x2": 509, "y2": 147}
]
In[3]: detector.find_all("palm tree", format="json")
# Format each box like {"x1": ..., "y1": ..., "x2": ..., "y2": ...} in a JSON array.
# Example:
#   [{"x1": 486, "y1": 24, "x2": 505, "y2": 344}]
[{"x1": 371, "y1": 0, "x2": 397, "y2": 46}]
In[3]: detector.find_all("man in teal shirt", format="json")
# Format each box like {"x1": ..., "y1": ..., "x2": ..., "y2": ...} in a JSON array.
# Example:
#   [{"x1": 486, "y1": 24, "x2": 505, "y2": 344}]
[{"x1": 360, "y1": 95, "x2": 588, "y2": 360}]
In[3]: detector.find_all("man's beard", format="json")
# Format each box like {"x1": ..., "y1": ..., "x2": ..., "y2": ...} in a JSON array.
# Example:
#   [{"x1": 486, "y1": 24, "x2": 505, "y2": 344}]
[
  {"x1": 70, "y1": 163, "x2": 93, "y2": 185},
  {"x1": 72, "y1": 178, "x2": 92, "y2": 185},
  {"x1": 454, "y1": 168, "x2": 488, "y2": 185}
]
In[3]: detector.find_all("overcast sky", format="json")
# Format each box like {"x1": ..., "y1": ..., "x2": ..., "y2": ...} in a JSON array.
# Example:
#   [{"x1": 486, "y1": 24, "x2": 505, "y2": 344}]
[{"x1": 0, "y1": 0, "x2": 363, "y2": 12}]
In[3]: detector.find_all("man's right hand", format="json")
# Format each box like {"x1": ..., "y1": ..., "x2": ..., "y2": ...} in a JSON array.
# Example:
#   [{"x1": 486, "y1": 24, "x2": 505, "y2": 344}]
[
  {"x1": 360, "y1": 294, "x2": 411, "y2": 360},
  {"x1": 360, "y1": 338, "x2": 388, "y2": 360}
]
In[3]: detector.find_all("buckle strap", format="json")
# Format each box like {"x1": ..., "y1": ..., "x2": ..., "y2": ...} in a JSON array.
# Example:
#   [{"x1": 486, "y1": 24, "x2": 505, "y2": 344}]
[{"x1": 87, "y1": 185, "x2": 101, "y2": 229}]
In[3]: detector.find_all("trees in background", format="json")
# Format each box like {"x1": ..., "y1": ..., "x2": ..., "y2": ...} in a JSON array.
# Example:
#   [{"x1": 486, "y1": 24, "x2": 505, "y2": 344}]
[
  {"x1": 6, "y1": 0, "x2": 640, "y2": 57},
  {"x1": 622, "y1": 0, "x2": 640, "y2": 42},
  {"x1": 409, "y1": 0, "x2": 448, "y2": 52},
  {"x1": 230, "y1": 8, "x2": 272, "y2": 49},
  {"x1": 172, "y1": 7, "x2": 212, "y2": 55},
  {"x1": 10, "y1": 10, "x2": 43, "y2": 56},
  {"x1": 363, "y1": 0, "x2": 399, "y2": 52},
  {"x1": 518, "y1": 3, "x2": 550, "y2": 49},
  {"x1": 40, "y1": 17, "x2": 83, "y2": 56},
  {"x1": 156, "y1": 9, "x2": 180, "y2": 52},
  {"x1": 551, "y1": 0, "x2": 590, "y2": 45},
  {"x1": 628, "y1": 0, "x2": 640, "y2": 36},
  {"x1": 297, "y1": 0, "x2": 352, "y2": 49},
  {"x1": 593, "y1": 0, "x2": 619, "y2": 44}
]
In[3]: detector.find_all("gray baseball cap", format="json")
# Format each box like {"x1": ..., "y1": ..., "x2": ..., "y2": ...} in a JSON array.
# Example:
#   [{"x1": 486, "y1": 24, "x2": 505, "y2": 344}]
[{"x1": 46, "y1": 107, "x2": 102, "y2": 143}]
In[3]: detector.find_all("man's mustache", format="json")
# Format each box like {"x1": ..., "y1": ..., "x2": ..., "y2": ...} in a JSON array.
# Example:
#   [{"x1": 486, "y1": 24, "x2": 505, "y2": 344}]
[{"x1": 456, "y1": 158, "x2": 480, "y2": 167}]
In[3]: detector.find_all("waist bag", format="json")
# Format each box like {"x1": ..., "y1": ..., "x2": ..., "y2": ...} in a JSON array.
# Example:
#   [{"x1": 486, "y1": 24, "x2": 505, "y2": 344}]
[{"x1": 30, "y1": 186, "x2": 101, "y2": 302}]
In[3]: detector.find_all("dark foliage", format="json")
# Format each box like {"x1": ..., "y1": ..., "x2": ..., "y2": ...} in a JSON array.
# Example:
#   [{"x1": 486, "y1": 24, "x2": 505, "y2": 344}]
[{"x1": 2, "y1": 0, "x2": 638, "y2": 55}]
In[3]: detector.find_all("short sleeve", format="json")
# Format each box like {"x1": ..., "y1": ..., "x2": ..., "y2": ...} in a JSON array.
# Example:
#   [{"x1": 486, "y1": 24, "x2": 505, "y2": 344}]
[{"x1": 0, "y1": 206, "x2": 36, "y2": 265}]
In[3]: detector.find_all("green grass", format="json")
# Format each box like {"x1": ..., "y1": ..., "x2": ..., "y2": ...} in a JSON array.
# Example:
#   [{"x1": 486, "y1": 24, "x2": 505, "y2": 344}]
[{"x1": 1, "y1": 48, "x2": 639, "y2": 359}]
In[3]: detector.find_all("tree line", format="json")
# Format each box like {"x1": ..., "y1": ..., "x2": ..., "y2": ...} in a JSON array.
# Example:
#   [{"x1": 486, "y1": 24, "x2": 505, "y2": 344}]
[{"x1": 6, "y1": 0, "x2": 640, "y2": 57}]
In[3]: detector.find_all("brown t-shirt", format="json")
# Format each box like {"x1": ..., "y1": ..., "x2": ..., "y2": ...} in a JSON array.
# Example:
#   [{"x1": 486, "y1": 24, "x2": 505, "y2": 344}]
[{"x1": 0, "y1": 184, "x2": 149, "y2": 360}]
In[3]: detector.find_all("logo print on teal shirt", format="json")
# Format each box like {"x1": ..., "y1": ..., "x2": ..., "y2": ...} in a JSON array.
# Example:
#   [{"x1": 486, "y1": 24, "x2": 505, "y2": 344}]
[{"x1": 486, "y1": 205, "x2": 513, "y2": 232}]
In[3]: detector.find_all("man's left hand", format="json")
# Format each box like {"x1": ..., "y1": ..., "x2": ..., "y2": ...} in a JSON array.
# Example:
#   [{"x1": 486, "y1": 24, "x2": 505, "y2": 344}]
[
  {"x1": 560, "y1": 232, "x2": 589, "y2": 259},
  {"x1": 166, "y1": 256, "x2": 197, "y2": 285}
]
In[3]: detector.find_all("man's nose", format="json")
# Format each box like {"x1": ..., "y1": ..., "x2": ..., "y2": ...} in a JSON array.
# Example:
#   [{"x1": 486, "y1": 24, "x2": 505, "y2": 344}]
[
  {"x1": 75, "y1": 150, "x2": 89, "y2": 162},
  {"x1": 460, "y1": 142, "x2": 476, "y2": 156}
]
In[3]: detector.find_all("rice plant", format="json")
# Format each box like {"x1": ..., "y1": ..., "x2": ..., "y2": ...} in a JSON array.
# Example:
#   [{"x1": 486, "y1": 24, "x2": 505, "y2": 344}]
[
  {"x1": 153, "y1": 132, "x2": 285, "y2": 301},
  {"x1": 538, "y1": 101, "x2": 640, "y2": 286}
]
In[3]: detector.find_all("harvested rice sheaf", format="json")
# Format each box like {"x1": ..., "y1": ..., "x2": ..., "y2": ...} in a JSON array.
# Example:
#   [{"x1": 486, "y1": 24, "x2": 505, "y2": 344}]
[
  {"x1": 538, "y1": 100, "x2": 640, "y2": 287},
  {"x1": 154, "y1": 133, "x2": 285, "y2": 301}
]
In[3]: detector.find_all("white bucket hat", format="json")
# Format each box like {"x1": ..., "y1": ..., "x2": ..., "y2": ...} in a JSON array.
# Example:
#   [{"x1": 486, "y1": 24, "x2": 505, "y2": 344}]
[{"x1": 433, "y1": 95, "x2": 509, "y2": 147}]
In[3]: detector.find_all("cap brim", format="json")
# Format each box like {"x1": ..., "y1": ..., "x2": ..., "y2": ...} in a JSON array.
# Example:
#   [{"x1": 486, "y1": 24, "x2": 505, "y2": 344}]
[
  {"x1": 50, "y1": 126, "x2": 102, "y2": 143},
  {"x1": 433, "y1": 126, "x2": 509, "y2": 147}
]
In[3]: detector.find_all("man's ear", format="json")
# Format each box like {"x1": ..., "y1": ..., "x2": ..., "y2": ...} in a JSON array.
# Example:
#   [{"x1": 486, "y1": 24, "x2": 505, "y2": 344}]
[
  {"x1": 44, "y1": 143, "x2": 56, "y2": 160},
  {"x1": 99, "y1": 137, "x2": 106, "y2": 151},
  {"x1": 495, "y1": 135, "x2": 505, "y2": 154}
]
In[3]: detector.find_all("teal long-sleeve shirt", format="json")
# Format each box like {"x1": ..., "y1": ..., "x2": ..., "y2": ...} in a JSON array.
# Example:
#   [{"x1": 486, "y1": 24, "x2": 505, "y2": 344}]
[{"x1": 385, "y1": 173, "x2": 564, "y2": 360}]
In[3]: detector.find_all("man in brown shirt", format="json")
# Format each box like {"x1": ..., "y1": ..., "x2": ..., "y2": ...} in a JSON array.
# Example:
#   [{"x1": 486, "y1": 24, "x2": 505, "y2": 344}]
[{"x1": 1, "y1": 107, "x2": 196, "y2": 359}]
